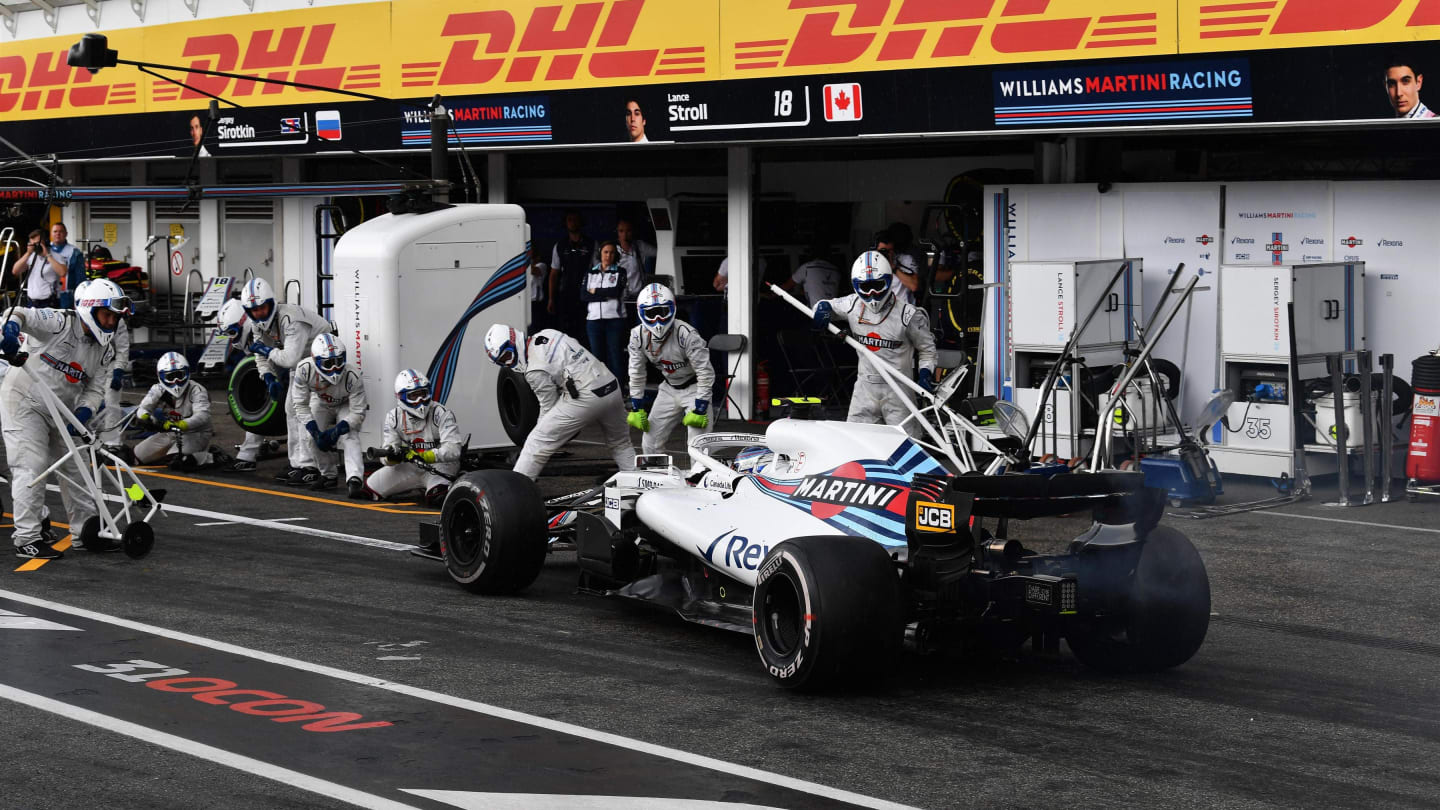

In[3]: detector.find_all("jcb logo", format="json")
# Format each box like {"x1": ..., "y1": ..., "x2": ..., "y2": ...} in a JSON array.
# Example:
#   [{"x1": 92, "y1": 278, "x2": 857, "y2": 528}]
[
  {"x1": 914, "y1": 500, "x2": 954, "y2": 533},
  {"x1": 416, "y1": 0, "x2": 704, "y2": 91}
]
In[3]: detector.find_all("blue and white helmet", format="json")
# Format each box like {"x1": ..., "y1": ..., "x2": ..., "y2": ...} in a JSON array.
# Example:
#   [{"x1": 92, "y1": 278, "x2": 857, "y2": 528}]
[
  {"x1": 851, "y1": 250, "x2": 893, "y2": 313},
  {"x1": 394, "y1": 368, "x2": 431, "y2": 419},
  {"x1": 240, "y1": 277, "x2": 277, "y2": 331},
  {"x1": 636, "y1": 282, "x2": 676, "y2": 340},
  {"x1": 74, "y1": 278, "x2": 131, "y2": 347},
  {"x1": 216, "y1": 298, "x2": 247, "y2": 344},
  {"x1": 156, "y1": 351, "x2": 189, "y2": 398},
  {"x1": 311, "y1": 333, "x2": 345, "y2": 383},
  {"x1": 483, "y1": 323, "x2": 528, "y2": 372}
]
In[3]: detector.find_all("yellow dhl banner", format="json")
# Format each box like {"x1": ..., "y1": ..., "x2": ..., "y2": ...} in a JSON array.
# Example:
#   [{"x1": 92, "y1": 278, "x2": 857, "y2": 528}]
[{"x1": 2, "y1": 0, "x2": 1438, "y2": 122}]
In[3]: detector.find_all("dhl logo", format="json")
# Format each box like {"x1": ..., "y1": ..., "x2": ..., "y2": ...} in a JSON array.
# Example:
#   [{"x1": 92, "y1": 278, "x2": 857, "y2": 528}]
[
  {"x1": 1190, "y1": 0, "x2": 1440, "y2": 43},
  {"x1": 0, "y1": 49, "x2": 137, "y2": 113},
  {"x1": 726, "y1": 0, "x2": 1174, "y2": 73},
  {"x1": 402, "y1": 0, "x2": 706, "y2": 92},
  {"x1": 165, "y1": 23, "x2": 379, "y2": 103}
]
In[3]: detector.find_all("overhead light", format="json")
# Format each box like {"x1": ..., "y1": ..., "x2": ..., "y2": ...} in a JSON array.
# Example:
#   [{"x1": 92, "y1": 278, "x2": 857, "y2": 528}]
[{"x1": 66, "y1": 33, "x2": 118, "y2": 74}]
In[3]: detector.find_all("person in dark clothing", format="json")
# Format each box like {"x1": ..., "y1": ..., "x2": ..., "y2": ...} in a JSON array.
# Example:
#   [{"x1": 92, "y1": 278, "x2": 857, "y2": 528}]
[{"x1": 549, "y1": 210, "x2": 596, "y2": 342}]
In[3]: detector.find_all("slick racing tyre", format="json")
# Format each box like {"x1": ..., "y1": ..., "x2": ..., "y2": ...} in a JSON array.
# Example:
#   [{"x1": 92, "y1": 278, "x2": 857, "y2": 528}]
[
  {"x1": 1067, "y1": 526, "x2": 1210, "y2": 673},
  {"x1": 441, "y1": 470, "x2": 547, "y2": 594},
  {"x1": 753, "y1": 535, "x2": 902, "y2": 691},
  {"x1": 228, "y1": 355, "x2": 286, "y2": 437},
  {"x1": 497, "y1": 368, "x2": 540, "y2": 446}
]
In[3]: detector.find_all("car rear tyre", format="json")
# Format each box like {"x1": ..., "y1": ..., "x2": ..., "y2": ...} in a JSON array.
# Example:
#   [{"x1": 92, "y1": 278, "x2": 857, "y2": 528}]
[
  {"x1": 228, "y1": 355, "x2": 286, "y2": 437},
  {"x1": 441, "y1": 470, "x2": 546, "y2": 594},
  {"x1": 1067, "y1": 525, "x2": 1210, "y2": 673},
  {"x1": 497, "y1": 368, "x2": 540, "y2": 446},
  {"x1": 753, "y1": 535, "x2": 902, "y2": 690}
]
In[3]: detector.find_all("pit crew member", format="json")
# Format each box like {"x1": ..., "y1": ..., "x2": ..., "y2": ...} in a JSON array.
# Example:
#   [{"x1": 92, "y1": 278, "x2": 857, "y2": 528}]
[
  {"x1": 131, "y1": 351, "x2": 213, "y2": 469},
  {"x1": 365, "y1": 368, "x2": 462, "y2": 508},
  {"x1": 484, "y1": 324, "x2": 635, "y2": 480},
  {"x1": 626, "y1": 283, "x2": 714, "y2": 467},
  {"x1": 0, "y1": 279, "x2": 128, "y2": 558},
  {"x1": 813, "y1": 251, "x2": 937, "y2": 433},
  {"x1": 291, "y1": 333, "x2": 368, "y2": 494}
]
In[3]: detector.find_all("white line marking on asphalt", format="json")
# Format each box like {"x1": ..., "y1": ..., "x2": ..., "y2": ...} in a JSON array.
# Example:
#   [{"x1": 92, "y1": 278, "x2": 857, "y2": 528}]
[
  {"x1": 0, "y1": 684, "x2": 421, "y2": 810},
  {"x1": 0, "y1": 589, "x2": 916, "y2": 810},
  {"x1": 0, "y1": 607, "x2": 81, "y2": 631},
  {"x1": 193, "y1": 517, "x2": 309, "y2": 527},
  {"x1": 403, "y1": 790, "x2": 786, "y2": 809},
  {"x1": 56, "y1": 486, "x2": 414, "y2": 552},
  {"x1": 1254, "y1": 510, "x2": 1440, "y2": 535}
]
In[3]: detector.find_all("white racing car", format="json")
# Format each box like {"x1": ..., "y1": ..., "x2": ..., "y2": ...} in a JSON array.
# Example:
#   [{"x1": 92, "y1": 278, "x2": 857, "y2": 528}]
[{"x1": 418, "y1": 413, "x2": 1211, "y2": 690}]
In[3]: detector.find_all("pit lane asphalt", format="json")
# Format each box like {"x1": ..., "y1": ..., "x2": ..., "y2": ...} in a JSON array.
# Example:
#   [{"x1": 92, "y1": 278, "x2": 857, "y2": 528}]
[{"x1": 3, "y1": 412, "x2": 1440, "y2": 809}]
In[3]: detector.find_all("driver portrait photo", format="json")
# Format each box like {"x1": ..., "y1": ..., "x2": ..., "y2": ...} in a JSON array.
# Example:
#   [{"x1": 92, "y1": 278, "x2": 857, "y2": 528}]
[
  {"x1": 1384, "y1": 58, "x2": 1435, "y2": 119},
  {"x1": 186, "y1": 111, "x2": 212, "y2": 156},
  {"x1": 623, "y1": 98, "x2": 648, "y2": 143}
]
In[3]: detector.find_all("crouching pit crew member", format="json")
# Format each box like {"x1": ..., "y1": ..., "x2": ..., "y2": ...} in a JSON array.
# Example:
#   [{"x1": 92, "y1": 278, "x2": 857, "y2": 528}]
[
  {"x1": 1, "y1": 279, "x2": 128, "y2": 558},
  {"x1": 813, "y1": 250, "x2": 937, "y2": 434},
  {"x1": 627, "y1": 283, "x2": 714, "y2": 470},
  {"x1": 483, "y1": 323, "x2": 635, "y2": 480},
  {"x1": 292, "y1": 333, "x2": 368, "y2": 494},
  {"x1": 366, "y1": 368, "x2": 461, "y2": 507},
  {"x1": 132, "y1": 351, "x2": 213, "y2": 469}
]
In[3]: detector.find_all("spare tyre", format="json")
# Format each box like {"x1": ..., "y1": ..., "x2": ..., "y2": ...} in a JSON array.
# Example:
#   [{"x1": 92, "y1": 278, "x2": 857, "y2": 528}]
[
  {"x1": 496, "y1": 367, "x2": 539, "y2": 445},
  {"x1": 228, "y1": 355, "x2": 286, "y2": 437}
]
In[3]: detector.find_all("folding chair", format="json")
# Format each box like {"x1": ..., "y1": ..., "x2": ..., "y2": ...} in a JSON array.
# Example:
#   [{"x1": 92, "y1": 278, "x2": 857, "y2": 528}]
[
  {"x1": 776, "y1": 329, "x2": 834, "y2": 402},
  {"x1": 708, "y1": 333, "x2": 747, "y2": 420}
]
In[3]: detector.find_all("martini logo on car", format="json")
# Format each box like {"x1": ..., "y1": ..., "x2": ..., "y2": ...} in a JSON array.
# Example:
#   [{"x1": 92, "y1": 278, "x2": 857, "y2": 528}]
[
  {"x1": 913, "y1": 500, "x2": 955, "y2": 533},
  {"x1": 792, "y1": 475, "x2": 901, "y2": 509}
]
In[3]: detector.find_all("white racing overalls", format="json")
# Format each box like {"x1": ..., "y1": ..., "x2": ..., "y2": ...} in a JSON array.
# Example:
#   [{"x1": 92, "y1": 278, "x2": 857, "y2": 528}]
[
  {"x1": 290, "y1": 358, "x2": 368, "y2": 482},
  {"x1": 515, "y1": 329, "x2": 635, "y2": 480},
  {"x1": 815, "y1": 293, "x2": 937, "y2": 432},
  {"x1": 627, "y1": 319, "x2": 715, "y2": 463},
  {"x1": 133, "y1": 380, "x2": 214, "y2": 465},
  {"x1": 1, "y1": 308, "x2": 111, "y2": 547},
  {"x1": 367, "y1": 403, "x2": 463, "y2": 498}
]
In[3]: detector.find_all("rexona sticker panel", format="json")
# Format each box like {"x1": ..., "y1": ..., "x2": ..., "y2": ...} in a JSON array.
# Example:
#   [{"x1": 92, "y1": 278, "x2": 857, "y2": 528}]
[{"x1": 1223, "y1": 182, "x2": 1334, "y2": 266}]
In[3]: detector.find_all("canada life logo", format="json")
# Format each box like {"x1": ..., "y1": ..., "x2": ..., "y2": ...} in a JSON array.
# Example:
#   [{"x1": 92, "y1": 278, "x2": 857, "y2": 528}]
[{"x1": 823, "y1": 83, "x2": 862, "y2": 122}]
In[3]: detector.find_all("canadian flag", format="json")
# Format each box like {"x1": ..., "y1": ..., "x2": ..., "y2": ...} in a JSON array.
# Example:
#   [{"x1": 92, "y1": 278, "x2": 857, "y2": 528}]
[{"x1": 823, "y1": 83, "x2": 862, "y2": 122}]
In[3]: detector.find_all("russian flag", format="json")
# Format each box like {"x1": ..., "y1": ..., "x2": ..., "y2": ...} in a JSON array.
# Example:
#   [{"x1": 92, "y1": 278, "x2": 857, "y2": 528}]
[{"x1": 316, "y1": 110, "x2": 342, "y2": 141}]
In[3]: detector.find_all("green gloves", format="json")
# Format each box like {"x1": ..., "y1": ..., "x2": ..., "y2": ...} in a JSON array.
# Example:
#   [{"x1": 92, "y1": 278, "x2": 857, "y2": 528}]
[
  {"x1": 683, "y1": 411, "x2": 708, "y2": 429},
  {"x1": 406, "y1": 448, "x2": 438, "y2": 464},
  {"x1": 627, "y1": 409, "x2": 650, "y2": 432}
]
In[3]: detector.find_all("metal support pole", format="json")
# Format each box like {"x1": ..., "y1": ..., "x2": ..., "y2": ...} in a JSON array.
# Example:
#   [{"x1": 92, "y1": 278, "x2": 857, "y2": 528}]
[
  {"x1": 429, "y1": 98, "x2": 449, "y2": 204},
  {"x1": 1381, "y1": 353, "x2": 1395, "y2": 502},
  {"x1": 1069, "y1": 356, "x2": 1084, "y2": 462},
  {"x1": 1358, "y1": 350, "x2": 1375, "y2": 505},
  {"x1": 1330, "y1": 354, "x2": 1350, "y2": 506}
]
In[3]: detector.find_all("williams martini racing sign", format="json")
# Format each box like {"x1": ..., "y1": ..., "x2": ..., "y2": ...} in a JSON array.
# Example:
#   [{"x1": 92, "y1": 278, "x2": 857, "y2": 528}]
[{"x1": 992, "y1": 58, "x2": 1252, "y2": 127}]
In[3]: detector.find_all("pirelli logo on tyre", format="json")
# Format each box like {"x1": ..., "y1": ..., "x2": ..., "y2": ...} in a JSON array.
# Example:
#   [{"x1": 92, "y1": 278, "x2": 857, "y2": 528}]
[{"x1": 913, "y1": 500, "x2": 955, "y2": 533}]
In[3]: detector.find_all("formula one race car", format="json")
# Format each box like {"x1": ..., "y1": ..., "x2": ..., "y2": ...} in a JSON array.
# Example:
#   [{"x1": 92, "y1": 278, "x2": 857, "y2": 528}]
[{"x1": 418, "y1": 416, "x2": 1211, "y2": 690}]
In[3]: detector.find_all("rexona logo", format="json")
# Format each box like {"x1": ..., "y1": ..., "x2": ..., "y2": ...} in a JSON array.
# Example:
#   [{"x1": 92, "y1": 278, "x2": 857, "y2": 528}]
[
  {"x1": 1301, "y1": 237, "x2": 1325, "y2": 245},
  {"x1": 1196, "y1": 234, "x2": 1215, "y2": 245},
  {"x1": 1231, "y1": 237, "x2": 1255, "y2": 244},
  {"x1": 913, "y1": 500, "x2": 955, "y2": 533},
  {"x1": 793, "y1": 475, "x2": 902, "y2": 509},
  {"x1": 1164, "y1": 236, "x2": 1186, "y2": 244},
  {"x1": 1378, "y1": 239, "x2": 1405, "y2": 247},
  {"x1": 1340, "y1": 236, "x2": 1363, "y2": 248}
]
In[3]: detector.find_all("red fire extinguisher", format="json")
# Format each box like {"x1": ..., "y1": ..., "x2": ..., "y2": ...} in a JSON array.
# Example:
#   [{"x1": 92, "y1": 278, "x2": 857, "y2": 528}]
[
  {"x1": 755, "y1": 361, "x2": 771, "y2": 420},
  {"x1": 1407, "y1": 356, "x2": 1440, "y2": 483}
]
